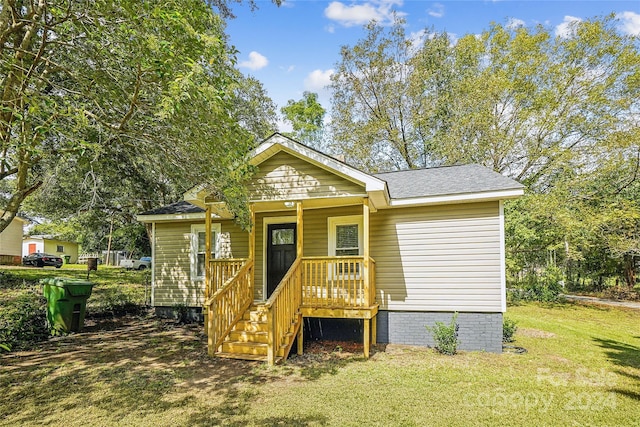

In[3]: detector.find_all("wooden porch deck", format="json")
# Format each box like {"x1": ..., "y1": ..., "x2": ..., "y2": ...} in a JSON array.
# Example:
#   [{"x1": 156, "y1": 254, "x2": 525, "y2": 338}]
[{"x1": 204, "y1": 256, "x2": 378, "y2": 364}]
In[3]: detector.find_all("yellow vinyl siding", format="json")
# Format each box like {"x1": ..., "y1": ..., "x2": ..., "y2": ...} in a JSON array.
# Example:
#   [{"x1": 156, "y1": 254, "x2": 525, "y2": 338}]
[
  {"x1": 43, "y1": 239, "x2": 79, "y2": 263},
  {"x1": 153, "y1": 220, "x2": 249, "y2": 307},
  {"x1": 248, "y1": 151, "x2": 364, "y2": 201},
  {"x1": 254, "y1": 205, "x2": 362, "y2": 300},
  {"x1": 370, "y1": 201, "x2": 502, "y2": 312},
  {"x1": 0, "y1": 218, "x2": 23, "y2": 257}
]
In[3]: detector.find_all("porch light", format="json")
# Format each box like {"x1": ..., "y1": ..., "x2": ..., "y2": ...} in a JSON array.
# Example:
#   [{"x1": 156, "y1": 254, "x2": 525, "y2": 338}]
[{"x1": 284, "y1": 201, "x2": 295, "y2": 208}]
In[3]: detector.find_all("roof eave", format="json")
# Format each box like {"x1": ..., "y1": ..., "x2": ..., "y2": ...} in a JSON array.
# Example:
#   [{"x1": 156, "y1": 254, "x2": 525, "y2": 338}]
[
  {"x1": 136, "y1": 212, "x2": 207, "y2": 223},
  {"x1": 387, "y1": 188, "x2": 524, "y2": 208}
]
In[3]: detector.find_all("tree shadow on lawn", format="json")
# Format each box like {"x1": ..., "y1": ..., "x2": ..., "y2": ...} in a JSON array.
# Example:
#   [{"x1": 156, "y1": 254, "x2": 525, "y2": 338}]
[
  {"x1": 0, "y1": 315, "x2": 364, "y2": 425},
  {"x1": 592, "y1": 337, "x2": 640, "y2": 370},
  {"x1": 592, "y1": 337, "x2": 640, "y2": 402}
]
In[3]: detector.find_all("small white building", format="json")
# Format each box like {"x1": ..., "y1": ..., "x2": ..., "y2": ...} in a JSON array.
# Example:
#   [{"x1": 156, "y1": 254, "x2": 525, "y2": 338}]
[{"x1": 22, "y1": 235, "x2": 79, "y2": 264}]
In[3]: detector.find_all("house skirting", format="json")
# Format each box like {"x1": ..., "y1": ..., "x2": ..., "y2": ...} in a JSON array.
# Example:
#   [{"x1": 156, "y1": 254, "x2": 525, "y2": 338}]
[
  {"x1": 376, "y1": 310, "x2": 503, "y2": 353},
  {"x1": 154, "y1": 306, "x2": 503, "y2": 353},
  {"x1": 155, "y1": 306, "x2": 204, "y2": 322}
]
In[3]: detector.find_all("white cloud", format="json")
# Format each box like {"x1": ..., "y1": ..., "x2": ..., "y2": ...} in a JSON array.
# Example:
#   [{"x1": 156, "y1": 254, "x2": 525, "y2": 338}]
[
  {"x1": 304, "y1": 69, "x2": 335, "y2": 92},
  {"x1": 555, "y1": 15, "x2": 582, "y2": 38},
  {"x1": 428, "y1": 3, "x2": 444, "y2": 18},
  {"x1": 618, "y1": 11, "x2": 640, "y2": 36},
  {"x1": 324, "y1": 0, "x2": 405, "y2": 27},
  {"x1": 239, "y1": 51, "x2": 268, "y2": 70},
  {"x1": 506, "y1": 18, "x2": 525, "y2": 30},
  {"x1": 409, "y1": 29, "x2": 458, "y2": 51}
]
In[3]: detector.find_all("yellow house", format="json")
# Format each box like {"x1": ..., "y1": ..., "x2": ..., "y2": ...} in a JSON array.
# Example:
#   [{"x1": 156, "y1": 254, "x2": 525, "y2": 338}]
[
  {"x1": 137, "y1": 134, "x2": 524, "y2": 364},
  {"x1": 22, "y1": 235, "x2": 79, "y2": 264},
  {"x1": 0, "y1": 216, "x2": 27, "y2": 265}
]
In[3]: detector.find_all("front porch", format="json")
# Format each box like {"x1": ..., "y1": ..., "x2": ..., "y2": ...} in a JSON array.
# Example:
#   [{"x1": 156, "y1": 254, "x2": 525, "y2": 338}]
[{"x1": 202, "y1": 200, "x2": 378, "y2": 365}]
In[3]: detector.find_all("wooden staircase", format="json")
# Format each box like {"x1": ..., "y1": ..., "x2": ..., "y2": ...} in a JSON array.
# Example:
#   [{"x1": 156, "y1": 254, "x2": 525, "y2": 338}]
[{"x1": 215, "y1": 304, "x2": 302, "y2": 363}]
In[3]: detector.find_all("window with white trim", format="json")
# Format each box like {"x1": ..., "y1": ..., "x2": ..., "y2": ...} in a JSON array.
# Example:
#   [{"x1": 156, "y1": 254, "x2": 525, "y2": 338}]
[
  {"x1": 191, "y1": 223, "x2": 221, "y2": 280},
  {"x1": 328, "y1": 215, "x2": 363, "y2": 256},
  {"x1": 329, "y1": 215, "x2": 364, "y2": 276}
]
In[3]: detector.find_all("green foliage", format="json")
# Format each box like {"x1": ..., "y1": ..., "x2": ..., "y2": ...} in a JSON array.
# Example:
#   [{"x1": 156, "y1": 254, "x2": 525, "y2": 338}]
[
  {"x1": 426, "y1": 313, "x2": 459, "y2": 355},
  {"x1": 330, "y1": 15, "x2": 640, "y2": 290},
  {"x1": 330, "y1": 17, "x2": 432, "y2": 171},
  {"x1": 0, "y1": 266, "x2": 148, "y2": 350},
  {"x1": 502, "y1": 317, "x2": 518, "y2": 343},
  {"x1": 89, "y1": 287, "x2": 146, "y2": 317},
  {"x1": 1, "y1": 0, "x2": 273, "y2": 248},
  {"x1": 508, "y1": 266, "x2": 564, "y2": 303},
  {"x1": 281, "y1": 91, "x2": 326, "y2": 149},
  {"x1": 0, "y1": 291, "x2": 49, "y2": 351}
]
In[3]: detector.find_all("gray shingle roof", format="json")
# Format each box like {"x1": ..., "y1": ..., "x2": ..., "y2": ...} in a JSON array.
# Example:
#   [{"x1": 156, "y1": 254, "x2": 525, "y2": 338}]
[
  {"x1": 142, "y1": 165, "x2": 522, "y2": 215},
  {"x1": 374, "y1": 164, "x2": 523, "y2": 199},
  {"x1": 140, "y1": 201, "x2": 204, "y2": 215}
]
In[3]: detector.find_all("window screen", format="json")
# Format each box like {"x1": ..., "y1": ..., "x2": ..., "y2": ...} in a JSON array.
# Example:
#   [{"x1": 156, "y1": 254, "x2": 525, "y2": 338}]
[
  {"x1": 196, "y1": 231, "x2": 216, "y2": 278},
  {"x1": 335, "y1": 224, "x2": 359, "y2": 256}
]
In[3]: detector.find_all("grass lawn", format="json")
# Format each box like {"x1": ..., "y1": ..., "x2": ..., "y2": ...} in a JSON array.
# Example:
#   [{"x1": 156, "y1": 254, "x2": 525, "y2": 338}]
[
  {"x1": 0, "y1": 264, "x2": 149, "y2": 315},
  {"x1": 1, "y1": 288, "x2": 638, "y2": 425}
]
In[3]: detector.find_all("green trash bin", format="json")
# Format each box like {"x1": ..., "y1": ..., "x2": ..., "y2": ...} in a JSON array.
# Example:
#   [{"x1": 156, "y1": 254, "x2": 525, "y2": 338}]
[{"x1": 42, "y1": 277, "x2": 94, "y2": 333}]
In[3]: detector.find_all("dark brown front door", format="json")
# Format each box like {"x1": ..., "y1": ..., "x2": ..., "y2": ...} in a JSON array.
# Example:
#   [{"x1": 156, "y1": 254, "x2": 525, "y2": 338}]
[{"x1": 266, "y1": 223, "x2": 297, "y2": 298}]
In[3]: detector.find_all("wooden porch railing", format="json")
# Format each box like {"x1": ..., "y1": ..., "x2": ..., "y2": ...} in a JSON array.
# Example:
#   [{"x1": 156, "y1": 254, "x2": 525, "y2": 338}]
[
  {"x1": 301, "y1": 256, "x2": 376, "y2": 308},
  {"x1": 262, "y1": 258, "x2": 303, "y2": 365},
  {"x1": 207, "y1": 258, "x2": 247, "y2": 298},
  {"x1": 204, "y1": 259, "x2": 253, "y2": 355}
]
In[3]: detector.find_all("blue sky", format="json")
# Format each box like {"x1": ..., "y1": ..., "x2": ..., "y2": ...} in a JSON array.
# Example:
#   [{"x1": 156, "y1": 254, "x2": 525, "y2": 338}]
[{"x1": 225, "y1": 1, "x2": 640, "y2": 129}]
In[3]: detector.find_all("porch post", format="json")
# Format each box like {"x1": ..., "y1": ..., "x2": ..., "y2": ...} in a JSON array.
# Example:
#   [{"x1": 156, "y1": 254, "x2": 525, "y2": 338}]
[
  {"x1": 364, "y1": 319, "x2": 370, "y2": 358},
  {"x1": 363, "y1": 198, "x2": 370, "y2": 305},
  {"x1": 205, "y1": 205, "x2": 212, "y2": 300},
  {"x1": 249, "y1": 204, "x2": 255, "y2": 297},
  {"x1": 204, "y1": 205, "x2": 212, "y2": 339},
  {"x1": 249, "y1": 204, "x2": 255, "y2": 262},
  {"x1": 363, "y1": 198, "x2": 371, "y2": 358},
  {"x1": 296, "y1": 201, "x2": 303, "y2": 258},
  {"x1": 296, "y1": 201, "x2": 304, "y2": 357}
]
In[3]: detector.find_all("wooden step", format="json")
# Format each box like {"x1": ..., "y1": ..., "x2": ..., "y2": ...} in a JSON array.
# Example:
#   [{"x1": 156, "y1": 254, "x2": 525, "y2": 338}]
[
  {"x1": 221, "y1": 341, "x2": 268, "y2": 356},
  {"x1": 215, "y1": 352, "x2": 284, "y2": 364},
  {"x1": 215, "y1": 352, "x2": 269, "y2": 362},
  {"x1": 233, "y1": 319, "x2": 268, "y2": 333},
  {"x1": 242, "y1": 310, "x2": 267, "y2": 322},
  {"x1": 228, "y1": 330, "x2": 268, "y2": 343}
]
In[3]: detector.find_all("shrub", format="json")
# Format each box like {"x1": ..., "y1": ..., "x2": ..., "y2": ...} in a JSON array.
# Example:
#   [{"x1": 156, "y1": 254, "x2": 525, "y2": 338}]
[
  {"x1": 426, "y1": 313, "x2": 459, "y2": 355},
  {"x1": 87, "y1": 286, "x2": 145, "y2": 317},
  {"x1": 0, "y1": 291, "x2": 49, "y2": 351},
  {"x1": 172, "y1": 303, "x2": 194, "y2": 324},
  {"x1": 503, "y1": 317, "x2": 518, "y2": 343},
  {"x1": 507, "y1": 267, "x2": 564, "y2": 303}
]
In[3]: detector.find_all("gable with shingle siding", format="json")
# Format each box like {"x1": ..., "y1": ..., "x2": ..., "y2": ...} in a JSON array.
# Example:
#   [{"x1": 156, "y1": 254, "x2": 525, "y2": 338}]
[{"x1": 247, "y1": 151, "x2": 366, "y2": 201}]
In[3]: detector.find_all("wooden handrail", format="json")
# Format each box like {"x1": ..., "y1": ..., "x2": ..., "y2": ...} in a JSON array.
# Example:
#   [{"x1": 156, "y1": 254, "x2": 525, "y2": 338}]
[
  {"x1": 262, "y1": 258, "x2": 302, "y2": 365},
  {"x1": 207, "y1": 258, "x2": 248, "y2": 298},
  {"x1": 205, "y1": 259, "x2": 253, "y2": 355}
]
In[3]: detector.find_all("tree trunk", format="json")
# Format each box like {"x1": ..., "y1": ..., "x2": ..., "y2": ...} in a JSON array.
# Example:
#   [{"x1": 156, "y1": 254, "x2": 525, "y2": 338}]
[{"x1": 623, "y1": 255, "x2": 636, "y2": 288}]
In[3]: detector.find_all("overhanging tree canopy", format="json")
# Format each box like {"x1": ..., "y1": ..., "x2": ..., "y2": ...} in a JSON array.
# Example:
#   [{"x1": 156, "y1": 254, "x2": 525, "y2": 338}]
[{"x1": 1, "y1": 0, "x2": 274, "y2": 235}]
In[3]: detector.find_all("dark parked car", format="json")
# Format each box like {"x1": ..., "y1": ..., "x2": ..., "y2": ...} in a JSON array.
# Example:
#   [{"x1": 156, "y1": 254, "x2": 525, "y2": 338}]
[{"x1": 22, "y1": 253, "x2": 63, "y2": 268}]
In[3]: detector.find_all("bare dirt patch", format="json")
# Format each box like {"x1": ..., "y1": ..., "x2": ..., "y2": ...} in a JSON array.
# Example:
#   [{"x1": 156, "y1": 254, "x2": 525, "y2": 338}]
[{"x1": 518, "y1": 327, "x2": 556, "y2": 338}]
